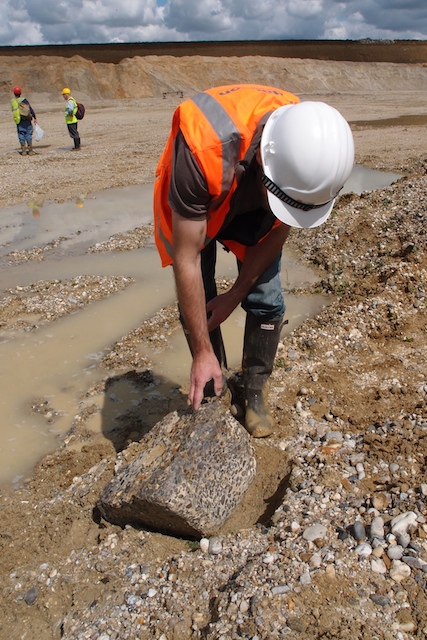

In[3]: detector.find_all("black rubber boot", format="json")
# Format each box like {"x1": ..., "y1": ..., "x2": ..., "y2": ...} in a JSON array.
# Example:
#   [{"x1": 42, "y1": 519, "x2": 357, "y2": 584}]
[{"x1": 242, "y1": 313, "x2": 283, "y2": 437}]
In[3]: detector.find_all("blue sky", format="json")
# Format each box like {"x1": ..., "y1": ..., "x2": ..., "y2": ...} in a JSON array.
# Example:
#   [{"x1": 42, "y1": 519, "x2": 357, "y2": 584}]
[{"x1": 0, "y1": 0, "x2": 426, "y2": 46}]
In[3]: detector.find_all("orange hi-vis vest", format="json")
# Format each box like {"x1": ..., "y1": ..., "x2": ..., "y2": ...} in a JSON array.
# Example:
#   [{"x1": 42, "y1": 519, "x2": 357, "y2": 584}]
[{"x1": 153, "y1": 84, "x2": 300, "y2": 267}]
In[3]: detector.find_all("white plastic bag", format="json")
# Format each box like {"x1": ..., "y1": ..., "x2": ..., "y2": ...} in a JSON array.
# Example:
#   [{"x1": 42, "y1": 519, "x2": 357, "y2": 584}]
[{"x1": 34, "y1": 123, "x2": 44, "y2": 142}]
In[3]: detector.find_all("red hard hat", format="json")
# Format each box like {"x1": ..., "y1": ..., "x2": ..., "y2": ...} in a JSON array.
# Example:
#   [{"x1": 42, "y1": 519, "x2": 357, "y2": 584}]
[{"x1": 13, "y1": 85, "x2": 21, "y2": 95}]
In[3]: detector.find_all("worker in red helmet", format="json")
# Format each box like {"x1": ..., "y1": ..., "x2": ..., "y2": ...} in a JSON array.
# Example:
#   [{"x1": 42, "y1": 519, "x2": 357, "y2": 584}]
[{"x1": 11, "y1": 85, "x2": 38, "y2": 156}]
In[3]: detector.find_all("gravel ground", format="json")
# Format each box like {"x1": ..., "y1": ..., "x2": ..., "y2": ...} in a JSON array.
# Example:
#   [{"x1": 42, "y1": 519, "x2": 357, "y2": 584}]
[{"x1": 0, "y1": 57, "x2": 426, "y2": 639}]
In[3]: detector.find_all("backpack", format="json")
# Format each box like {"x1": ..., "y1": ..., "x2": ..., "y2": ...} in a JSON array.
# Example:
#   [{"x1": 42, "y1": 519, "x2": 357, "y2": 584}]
[
  {"x1": 18, "y1": 100, "x2": 31, "y2": 120},
  {"x1": 75, "y1": 103, "x2": 85, "y2": 120}
]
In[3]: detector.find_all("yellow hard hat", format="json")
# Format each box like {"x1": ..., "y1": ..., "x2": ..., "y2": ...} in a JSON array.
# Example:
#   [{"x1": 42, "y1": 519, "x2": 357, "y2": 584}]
[{"x1": 62, "y1": 87, "x2": 71, "y2": 95}]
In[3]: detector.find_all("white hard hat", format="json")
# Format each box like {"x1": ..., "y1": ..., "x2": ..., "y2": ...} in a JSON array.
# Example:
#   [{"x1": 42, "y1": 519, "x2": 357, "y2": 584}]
[{"x1": 260, "y1": 101, "x2": 354, "y2": 228}]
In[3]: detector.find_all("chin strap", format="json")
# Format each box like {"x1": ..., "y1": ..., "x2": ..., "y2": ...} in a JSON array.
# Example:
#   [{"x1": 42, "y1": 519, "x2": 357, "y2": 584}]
[{"x1": 261, "y1": 172, "x2": 338, "y2": 212}]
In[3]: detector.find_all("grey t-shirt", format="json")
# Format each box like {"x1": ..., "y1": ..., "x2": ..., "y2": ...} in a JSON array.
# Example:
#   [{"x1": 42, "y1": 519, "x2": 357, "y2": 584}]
[{"x1": 168, "y1": 128, "x2": 276, "y2": 246}]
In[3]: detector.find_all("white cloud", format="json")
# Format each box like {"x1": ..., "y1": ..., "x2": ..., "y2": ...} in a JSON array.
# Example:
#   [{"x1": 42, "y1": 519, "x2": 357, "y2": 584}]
[
  {"x1": 287, "y1": 0, "x2": 324, "y2": 20},
  {"x1": 0, "y1": 0, "x2": 425, "y2": 45},
  {"x1": 163, "y1": 0, "x2": 233, "y2": 36}
]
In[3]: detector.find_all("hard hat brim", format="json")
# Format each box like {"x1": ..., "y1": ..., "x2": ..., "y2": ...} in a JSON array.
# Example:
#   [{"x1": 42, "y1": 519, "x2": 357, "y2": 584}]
[{"x1": 264, "y1": 187, "x2": 335, "y2": 229}]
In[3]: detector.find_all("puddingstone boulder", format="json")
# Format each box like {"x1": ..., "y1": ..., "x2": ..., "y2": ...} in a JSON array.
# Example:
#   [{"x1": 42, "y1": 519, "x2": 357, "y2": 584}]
[{"x1": 98, "y1": 400, "x2": 257, "y2": 538}]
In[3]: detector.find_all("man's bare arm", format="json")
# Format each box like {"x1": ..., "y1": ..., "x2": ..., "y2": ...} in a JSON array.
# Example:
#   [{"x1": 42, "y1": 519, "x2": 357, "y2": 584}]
[{"x1": 172, "y1": 211, "x2": 223, "y2": 409}]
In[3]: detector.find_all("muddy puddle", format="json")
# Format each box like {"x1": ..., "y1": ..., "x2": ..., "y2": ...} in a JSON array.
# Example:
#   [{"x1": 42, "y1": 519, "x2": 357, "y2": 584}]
[
  {"x1": 0, "y1": 166, "x2": 400, "y2": 485},
  {"x1": 350, "y1": 114, "x2": 427, "y2": 129}
]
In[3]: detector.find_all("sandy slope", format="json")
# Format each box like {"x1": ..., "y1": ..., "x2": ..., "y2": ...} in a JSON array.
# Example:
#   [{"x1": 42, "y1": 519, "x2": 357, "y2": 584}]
[{"x1": 1, "y1": 55, "x2": 427, "y2": 210}]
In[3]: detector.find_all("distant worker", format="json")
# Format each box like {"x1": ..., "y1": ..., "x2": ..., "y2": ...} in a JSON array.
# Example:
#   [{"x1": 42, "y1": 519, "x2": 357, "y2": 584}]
[
  {"x1": 154, "y1": 84, "x2": 354, "y2": 437},
  {"x1": 62, "y1": 87, "x2": 81, "y2": 151},
  {"x1": 11, "y1": 85, "x2": 37, "y2": 156}
]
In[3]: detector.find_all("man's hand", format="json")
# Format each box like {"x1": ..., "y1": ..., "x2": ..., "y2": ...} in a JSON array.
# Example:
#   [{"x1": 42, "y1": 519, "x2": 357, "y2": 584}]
[
  {"x1": 206, "y1": 290, "x2": 238, "y2": 332},
  {"x1": 188, "y1": 350, "x2": 223, "y2": 411},
  {"x1": 207, "y1": 224, "x2": 291, "y2": 333}
]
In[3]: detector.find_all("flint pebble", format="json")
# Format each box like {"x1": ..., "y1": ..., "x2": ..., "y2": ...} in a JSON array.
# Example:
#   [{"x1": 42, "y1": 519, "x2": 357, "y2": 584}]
[
  {"x1": 271, "y1": 585, "x2": 291, "y2": 595},
  {"x1": 302, "y1": 524, "x2": 327, "y2": 542},
  {"x1": 389, "y1": 559, "x2": 412, "y2": 582},
  {"x1": 353, "y1": 520, "x2": 366, "y2": 541},
  {"x1": 391, "y1": 512, "x2": 418, "y2": 536},
  {"x1": 370, "y1": 594, "x2": 391, "y2": 607},
  {"x1": 208, "y1": 538, "x2": 223, "y2": 555},
  {"x1": 24, "y1": 586, "x2": 38, "y2": 606},
  {"x1": 402, "y1": 556, "x2": 427, "y2": 571},
  {"x1": 387, "y1": 545, "x2": 404, "y2": 560},
  {"x1": 371, "y1": 558, "x2": 387, "y2": 574},
  {"x1": 199, "y1": 538, "x2": 209, "y2": 553},
  {"x1": 355, "y1": 542, "x2": 372, "y2": 557},
  {"x1": 397, "y1": 532, "x2": 411, "y2": 548},
  {"x1": 370, "y1": 516, "x2": 385, "y2": 539}
]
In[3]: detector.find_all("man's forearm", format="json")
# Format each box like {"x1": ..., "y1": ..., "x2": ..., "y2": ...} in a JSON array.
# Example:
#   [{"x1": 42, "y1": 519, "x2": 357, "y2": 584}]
[
  {"x1": 173, "y1": 260, "x2": 212, "y2": 355},
  {"x1": 172, "y1": 211, "x2": 213, "y2": 356}
]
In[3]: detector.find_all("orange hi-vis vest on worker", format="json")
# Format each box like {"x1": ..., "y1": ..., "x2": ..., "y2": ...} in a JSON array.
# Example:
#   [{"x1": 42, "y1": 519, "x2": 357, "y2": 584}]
[{"x1": 153, "y1": 84, "x2": 300, "y2": 267}]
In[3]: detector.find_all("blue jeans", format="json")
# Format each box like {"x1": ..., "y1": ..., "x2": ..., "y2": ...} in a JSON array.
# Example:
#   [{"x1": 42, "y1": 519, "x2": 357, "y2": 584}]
[
  {"x1": 179, "y1": 241, "x2": 285, "y2": 368},
  {"x1": 17, "y1": 120, "x2": 33, "y2": 144},
  {"x1": 202, "y1": 241, "x2": 285, "y2": 320}
]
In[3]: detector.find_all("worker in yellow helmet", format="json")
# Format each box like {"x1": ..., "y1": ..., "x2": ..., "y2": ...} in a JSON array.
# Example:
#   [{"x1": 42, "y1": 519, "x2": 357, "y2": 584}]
[{"x1": 62, "y1": 87, "x2": 81, "y2": 151}]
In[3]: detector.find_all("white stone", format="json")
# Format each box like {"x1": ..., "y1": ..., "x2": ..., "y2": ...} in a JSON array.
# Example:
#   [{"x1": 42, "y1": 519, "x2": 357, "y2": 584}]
[
  {"x1": 391, "y1": 511, "x2": 418, "y2": 535},
  {"x1": 371, "y1": 558, "x2": 387, "y2": 574},
  {"x1": 370, "y1": 516, "x2": 385, "y2": 539},
  {"x1": 208, "y1": 538, "x2": 223, "y2": 555},
  {"x1": 355, "y1": 543, "x2": 372, "y2": 557},
  {"x1": 387, "y1": 545, "x2": 404, "y2": 560},
  {"x1": 398, "y1": 532, "x2": 411, "y2": 548},
  {"x1": 271, "y1": 585, "x2": 290, "y2": 595},
  {"x1": 199, "y1": 538, "x2": 209, "y2": 553},
  {"x1": 300, "y1": 571, "x2": 311, "y2": 585},
  {"x1": 389, "y1": 559, "x2": 411, "y2": 583},
  {"x1": 302, "y1": 523, "x2": 327, "y2": 542},
  {"x1": 263, "y1": 553, "x2": 275, "y2": 564},
  {"x1": 310, "y1": 553, "x2": 322, "y2": 568}
]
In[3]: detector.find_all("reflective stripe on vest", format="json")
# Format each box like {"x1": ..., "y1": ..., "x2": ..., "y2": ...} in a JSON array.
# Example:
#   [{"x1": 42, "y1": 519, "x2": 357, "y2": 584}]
[
  {"x1": 191, "y1": 90, "x2": 241, "y2": 211},
  {"x1": 153, "y1": 84, "x2": 300, "y2": 267}
]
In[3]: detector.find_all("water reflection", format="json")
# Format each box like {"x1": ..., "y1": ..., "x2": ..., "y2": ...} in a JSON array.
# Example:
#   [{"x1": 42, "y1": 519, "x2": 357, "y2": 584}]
[
  {"x1": 27, "y1": 198, "x2": 44, "y2": 219},
  {"x1": 342, "y1": 165, "x2": 401, "y2": 195},
  {"x1": 75, "y1": 193, "x2": 87, "y2": 208}
]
